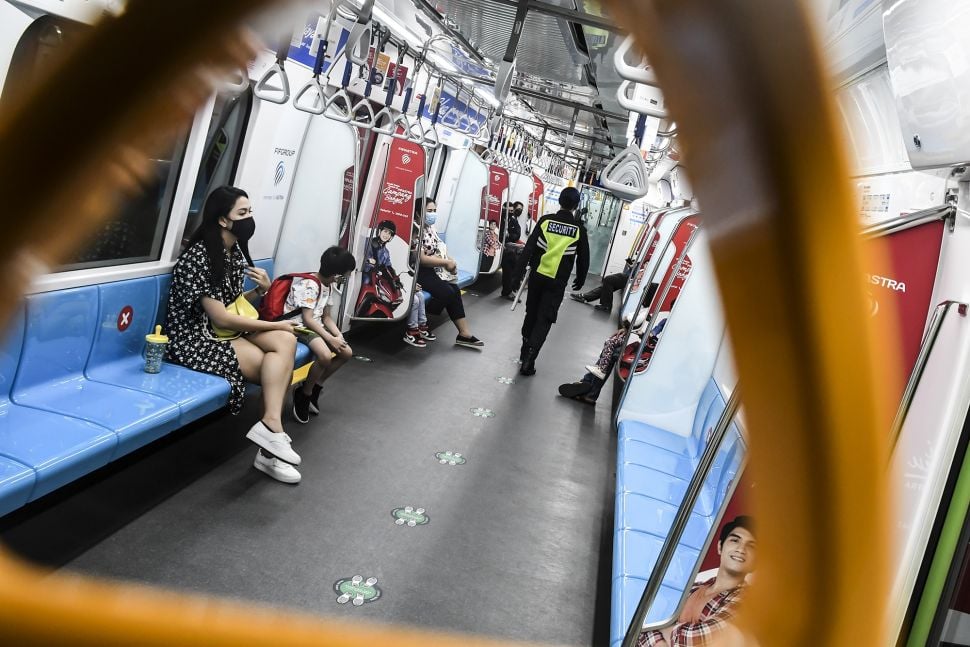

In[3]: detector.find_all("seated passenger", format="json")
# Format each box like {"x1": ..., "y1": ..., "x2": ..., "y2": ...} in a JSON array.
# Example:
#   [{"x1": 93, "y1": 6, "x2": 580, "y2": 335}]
[
  {"x1": 637, "y1": 516, "x2": 756, "y2": 646},
  {"x1": 166, "y1": 186, "x2": 302, "y2": 484},
  {"x1": 570, "y1": 256, "x2": 636, "y2": 312},
  {"x1": 289, "y1": 246, "x2": 357, "y2": 424},
  {"x1": 403, "y1": 284, "x2": 436, "y2": 348},
  {"x1": 558, "y1": 311, "x2": 648, "y2": 404},
  {"x1": 500, "y1": 201, "x2": 525, "y2": 300},
  {"x1": 415, "y1": 198, "x2": 484, "y2": 349},
  {"x1": 479, "y1": 220, "x2": 500, "y2": 272}
]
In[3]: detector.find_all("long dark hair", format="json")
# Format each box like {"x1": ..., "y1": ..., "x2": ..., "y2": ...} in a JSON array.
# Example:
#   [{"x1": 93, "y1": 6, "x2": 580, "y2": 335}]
[{"x1": 185, "y1": 186, "x2": 252, "y2": 290}]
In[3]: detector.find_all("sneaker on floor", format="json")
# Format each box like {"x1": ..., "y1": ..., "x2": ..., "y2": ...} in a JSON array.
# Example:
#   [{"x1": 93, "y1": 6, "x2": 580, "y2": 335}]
[
  {"x1": 455, "y1": 335, "x2": 485, "y2": 349},
  {"x1": 569, "y1": 293, "x2": 587, "y2": 303},
  {"x1": 404, "y1": 329, "x2": 427, "y2": 347},
  {"x1": 292, "y1": 387, "x2": 311, "y2": 424},
  {"x1": 253, "y1": 450, "x2": 301, "y2": 484},
  {"x1": 246, "y1": 420, "x2": 301, "y2": 465},
  {"x1": 419, "y1": 326, "x2": 437, "y2": 341},
  {"x1": 559, "y1": 381, "x2": 592, "y2": 399},
  {"x1": 309, "y1": 383, "x2": 323, "y2": 416},
  {"x1": 585, "y1": 364, "x2": 607, "y2": 380}
]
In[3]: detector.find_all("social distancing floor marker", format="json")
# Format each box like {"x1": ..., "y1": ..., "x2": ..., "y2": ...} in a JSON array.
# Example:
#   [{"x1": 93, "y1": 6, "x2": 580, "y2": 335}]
[
  {"x1": 436, "y1": 451, "x2": 466, "y2": 465},
  {"x1": 497, "y1": 376, "x2": 516, "y2": 385},
  {"x1": 352, "y1": 355, "x2": 374, "y2": 363},
  {"x1": 470, "y1": 407, "x2": 496, "y2": 418},
  {"x1": 392, "y1": 506, "x2": 429, "y2": 527},
  {"x1": 334, "y1": 575, "x2": 381, "y2": 606}
]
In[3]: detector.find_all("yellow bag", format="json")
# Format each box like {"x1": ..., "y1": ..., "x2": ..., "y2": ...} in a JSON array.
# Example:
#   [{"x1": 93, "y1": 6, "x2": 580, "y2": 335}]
[{"x1": 210, "y1": 294, "x2": 259, "y2": 340}]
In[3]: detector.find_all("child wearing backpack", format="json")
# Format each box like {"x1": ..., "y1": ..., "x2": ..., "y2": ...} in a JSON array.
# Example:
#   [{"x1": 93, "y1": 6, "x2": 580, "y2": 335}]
[{"x1": 260, "y1": 246, "x2": 357, "y2": 424}]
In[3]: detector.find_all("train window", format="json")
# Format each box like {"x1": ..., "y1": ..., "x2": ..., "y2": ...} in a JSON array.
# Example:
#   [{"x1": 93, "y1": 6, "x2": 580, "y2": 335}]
[
  {"x1": 181, "y1": 88, "x2": 254, "y2": 248},
  {"x1": 3, "y1": 15, "x2": 188, "y2": 272},
  {"x1": 429, "y1": 146, "x2": 450, "y2": 199}
]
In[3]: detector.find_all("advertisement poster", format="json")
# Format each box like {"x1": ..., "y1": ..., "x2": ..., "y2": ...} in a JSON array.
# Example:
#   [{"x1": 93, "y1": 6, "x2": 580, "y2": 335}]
[
  {"x1": 338, "y1": 165, "x2": 355, "y2": 250},
  {"x1": 863, "y1": 218, "x2": 945, "y2": 406},
  {"x1": 630, "y1": 212, "x2": 670, "y2": 295},
  {"x1": 353, "y1": 138, "x2": 426, "y2": 320},
  {"x1": 530, "y1": 174, "x2": 546, "y2": 223},
  {"x1": 479, "y1": 165, "x2": 510, "y2": 274}
]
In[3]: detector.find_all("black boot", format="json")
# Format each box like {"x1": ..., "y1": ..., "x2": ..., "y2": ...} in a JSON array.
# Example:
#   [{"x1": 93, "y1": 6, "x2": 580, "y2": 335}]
[
  {"x1": 519, "y1": 350, "x2": 537, "y2": 376},
  {"x1": 519, "y1": 338, "x2": 531, "y2": 363}
]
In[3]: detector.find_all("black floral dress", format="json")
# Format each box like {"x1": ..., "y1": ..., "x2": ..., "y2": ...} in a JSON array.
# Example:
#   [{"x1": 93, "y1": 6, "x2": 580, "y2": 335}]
[{"x1": 165, "y1": 241, "x2": 248, "y2": 414}]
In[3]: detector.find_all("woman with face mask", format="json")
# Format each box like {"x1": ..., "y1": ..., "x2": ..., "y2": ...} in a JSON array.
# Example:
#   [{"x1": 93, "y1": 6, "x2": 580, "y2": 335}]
[
  {"x1": 415, "y1": 198, "x2": 484, "y2": 349},
  {"x1": 165, "y1": 186, "x2": 304, "y2": 484}
]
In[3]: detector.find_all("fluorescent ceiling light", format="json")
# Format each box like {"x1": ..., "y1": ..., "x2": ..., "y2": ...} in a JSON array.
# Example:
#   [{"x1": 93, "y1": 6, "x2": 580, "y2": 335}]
[{"x1": 372, "y1": 4, "x2": 428, "y2": 50}]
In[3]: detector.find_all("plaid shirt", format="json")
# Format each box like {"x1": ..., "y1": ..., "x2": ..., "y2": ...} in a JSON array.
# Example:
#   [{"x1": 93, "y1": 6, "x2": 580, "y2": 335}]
[{"x1": 637, "y1": 579, "x2": 746, "y2": 647}]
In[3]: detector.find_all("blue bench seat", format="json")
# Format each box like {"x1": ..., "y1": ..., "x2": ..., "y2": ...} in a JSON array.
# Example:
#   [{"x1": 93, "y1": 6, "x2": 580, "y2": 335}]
[
  {"x1": 0, "y1": 258, "x2": 315, "y2": 516},
  {"x1": 611, "y1": 378, "x2": 745, "y2": 646}
]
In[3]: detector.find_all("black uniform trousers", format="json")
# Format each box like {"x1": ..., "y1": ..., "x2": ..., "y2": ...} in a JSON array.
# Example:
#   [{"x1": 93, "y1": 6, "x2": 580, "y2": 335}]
[
  {"x1": 501, "y1": 245, "x2": 524, "y2": 296},
  {"x1": 581, "y1": 272, "x2": 628, "y2": 310},
  {"x1": 417, "y1": 266, "x2": 466, "y2": 321},
  {"x1": 521, "y1": 274, "x2": 566, "y2": 358}
]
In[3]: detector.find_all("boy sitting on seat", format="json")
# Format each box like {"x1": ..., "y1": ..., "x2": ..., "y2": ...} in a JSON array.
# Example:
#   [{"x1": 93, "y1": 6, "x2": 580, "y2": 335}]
[{"x1": 288, "y1": 246, "x2": 357, "y2": 423}]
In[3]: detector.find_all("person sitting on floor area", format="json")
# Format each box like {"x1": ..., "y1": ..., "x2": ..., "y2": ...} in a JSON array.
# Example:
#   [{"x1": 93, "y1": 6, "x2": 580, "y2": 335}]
[
  {"x1": 570, "y1": 256, "x2": 636, "y2": 312},
  {"x1": 558, "y1": 311, "x2": 648, "y2": 404}
]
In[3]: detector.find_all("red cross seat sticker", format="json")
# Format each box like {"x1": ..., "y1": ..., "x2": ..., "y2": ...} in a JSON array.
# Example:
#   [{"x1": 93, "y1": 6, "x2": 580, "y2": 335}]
[{"x1": 117, "y1": 306, "x2": 134, "y2": 332}]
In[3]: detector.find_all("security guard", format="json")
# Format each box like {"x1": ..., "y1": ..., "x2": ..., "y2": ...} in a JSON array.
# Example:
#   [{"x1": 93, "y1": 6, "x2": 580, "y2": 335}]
[{"x1": 513, "y1": 186, "x2": 590, "y2": 376}]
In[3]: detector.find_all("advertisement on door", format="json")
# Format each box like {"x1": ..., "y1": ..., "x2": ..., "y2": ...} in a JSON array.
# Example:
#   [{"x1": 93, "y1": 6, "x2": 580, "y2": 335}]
[
  {"x1": 354, "y1": 138, "x2": 426, "y2": 320},
  {"x1": 863, "y1": 217, "x2": 945, "y2": 406},
  {"x1": 530, "y1": 174, "x2": 546, "y2": 222}
]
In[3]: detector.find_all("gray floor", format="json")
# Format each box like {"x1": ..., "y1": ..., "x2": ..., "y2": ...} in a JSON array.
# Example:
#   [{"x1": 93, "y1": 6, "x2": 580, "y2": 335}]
[{"x1": 0, "y1": 275, "x2": 620, "y2": 646}]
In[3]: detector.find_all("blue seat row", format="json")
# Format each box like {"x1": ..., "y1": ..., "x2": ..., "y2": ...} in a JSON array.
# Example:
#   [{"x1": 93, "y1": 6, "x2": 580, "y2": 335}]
[
  {"x1": 0, "y1": 259, "x2": 311, "y2": 516},
  {"x1": 610, "y1": 378, "x2": 745, "y2": 646}
]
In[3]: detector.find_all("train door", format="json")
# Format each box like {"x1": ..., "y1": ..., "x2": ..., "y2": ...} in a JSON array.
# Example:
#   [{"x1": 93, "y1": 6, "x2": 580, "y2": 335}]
[
  {"x1": 343, "y1": 135, "x2": 426, "y2": 322},
  {"x1": 478, "y1": 164, "x2": 509, "y2": 275}
]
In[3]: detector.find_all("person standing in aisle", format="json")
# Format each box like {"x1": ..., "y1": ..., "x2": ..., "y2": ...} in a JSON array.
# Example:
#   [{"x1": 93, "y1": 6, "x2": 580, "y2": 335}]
[
  {"x1": 500, "y1": 201, "x2": 525, "y2": 299},
  {"x1": 513, "y1": 187, "x2": 590, "y2": 376}
]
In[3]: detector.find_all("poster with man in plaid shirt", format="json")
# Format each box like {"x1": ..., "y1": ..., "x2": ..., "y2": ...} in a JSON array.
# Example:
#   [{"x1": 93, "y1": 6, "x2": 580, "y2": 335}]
[{"x1": 638, "y1": 516, "x2": 756, "y2": 646}]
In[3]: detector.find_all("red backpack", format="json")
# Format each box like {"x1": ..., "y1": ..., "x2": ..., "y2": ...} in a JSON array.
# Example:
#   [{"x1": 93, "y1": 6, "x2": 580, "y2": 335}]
[{"x1": 258, "y1": 273, "x2": 323, "y2": 321}]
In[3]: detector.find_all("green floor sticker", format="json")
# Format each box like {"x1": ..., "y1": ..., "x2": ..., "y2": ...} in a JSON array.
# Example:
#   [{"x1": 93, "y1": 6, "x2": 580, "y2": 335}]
[
  {"x1": 392, "y1": 506, "x2": 429, "y2": 527},
  {"x1": 436, "y1": 451, "x2": 466, "y2": 466},
  {"x1": 352, "y1": 355, "x2": 373, "y2": 363},
  {"x1": 510, "y1": 356, "x2": 522, "y2": 364},
  {"x1": 470, "y1": 407, "x2": 495, "y2": 418},
  {"x1": 334, "y1": 575, "x2": 381, "y2": 606},
  {"x1": 497, "y1": 376, "x2": 516, "y2": 385}
]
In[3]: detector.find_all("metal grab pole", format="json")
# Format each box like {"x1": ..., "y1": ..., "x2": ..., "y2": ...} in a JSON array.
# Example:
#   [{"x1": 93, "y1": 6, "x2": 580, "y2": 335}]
[
  {"x1": 621, "y1": 386, "x2": 743, "y2": 647},
  {"x1": 511, "y1": 268, "x2": 530, "y2": 312},
  {"x1": 890, "y1": 301, "x2": 969, "y2": 450}
]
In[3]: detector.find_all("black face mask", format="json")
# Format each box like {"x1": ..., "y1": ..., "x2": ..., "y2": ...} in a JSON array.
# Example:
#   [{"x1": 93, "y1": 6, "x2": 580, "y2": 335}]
[
  {"x1": 228, "y1": 217, "x2": 256, "y2": 242},
  {"x1": 514, "y1": 208, "x2": 523, "y2": 216}
]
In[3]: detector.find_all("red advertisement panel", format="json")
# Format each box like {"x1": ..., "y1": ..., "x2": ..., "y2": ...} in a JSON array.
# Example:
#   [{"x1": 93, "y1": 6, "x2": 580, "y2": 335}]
[
  {"x1": 369, "y1": 137, "x2": 426, "y2": 245},
  {"x1": 338, "y1": 165, "x2": 355, "y2": 249},
  {"x1": 863, "y1": 218, "x2": 945, "y2": 404},
  {"x1": 354, "y1": 138, "x2": 426, "y2": 320},
  {"x1": 629, "y1": 212, "x2": 671, "y2": 294},
  {"x1": 529, "y1": 174, "x2": 545, "y2": 222},
  {"x1": 485, "y1": 165, "x2": 510, "y2": 225}
]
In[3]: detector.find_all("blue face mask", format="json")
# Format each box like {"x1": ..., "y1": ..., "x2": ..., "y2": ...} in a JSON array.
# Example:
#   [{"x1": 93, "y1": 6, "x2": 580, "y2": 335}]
[{"x1": 425, "y1": 211, "x2": 437, "y2": 226}]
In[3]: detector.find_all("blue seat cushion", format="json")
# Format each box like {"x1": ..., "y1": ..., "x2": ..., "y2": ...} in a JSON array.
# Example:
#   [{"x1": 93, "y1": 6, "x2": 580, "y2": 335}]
[
  {"x1": 613, "y1": 528, "x2": 699, "y2": 589},
  {"x1": 87, "y1": 358, "x2": 231, "y2": 426},
  {"x1": 619, "y1": 438, "x2": 694, "y2": 479},
  {"x1": 457, "y1": 270, "x2": 475, "y2": 288},
  {"x1": 0, "y1": 455, "x2": 35, "y2": 516},
  {"x1": 616, "y1": 492, "x2": 713, "y2": 551},
  {"x1": 0, "y1": 402, "x2": 117, "y2": 501},
  {"x1": 610, "y1": 576, "x2": 683, "y2": 646},
  {"x1": 616, "y1": 462, "x2": 690, "y2": 508},
  {"x1": 295, "y1": 341, "x2": 312, "y2": 366},
  {"x1": 13, "y1": 379, "x2": 180, "y2": 461},
  {"x1": 618, "y1": 419, "x2": 692, "y2": 456}
]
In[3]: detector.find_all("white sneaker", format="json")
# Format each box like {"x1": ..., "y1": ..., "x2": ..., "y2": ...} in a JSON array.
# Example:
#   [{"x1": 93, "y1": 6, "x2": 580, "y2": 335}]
[
  {"x1": 586, "y1": 364, "x2": 606, "y2": 380},
  {"x1": 246, "y1": 421, "x2": 301, "y2": 465},
  {"x1": 253, "y1": 450, "x2": 301, "y2": 484}
]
